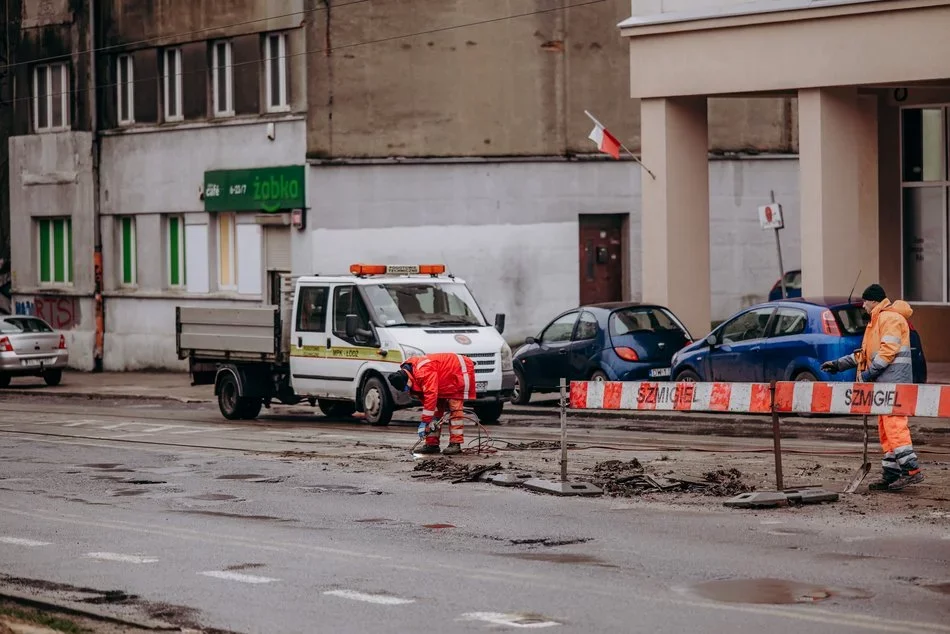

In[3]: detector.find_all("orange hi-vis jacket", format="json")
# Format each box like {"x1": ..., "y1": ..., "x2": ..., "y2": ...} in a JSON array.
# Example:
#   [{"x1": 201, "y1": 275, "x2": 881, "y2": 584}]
[
  {"x1": 403, "y1": 353, "x2": 477, "y2": 424},
  {"x1": 838, "y1": 299, "x2": 914, "y2": 383}
]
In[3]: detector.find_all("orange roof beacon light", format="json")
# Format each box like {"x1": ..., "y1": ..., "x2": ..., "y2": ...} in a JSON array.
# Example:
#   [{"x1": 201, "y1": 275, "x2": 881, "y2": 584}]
[{"x1": 349, "y1": 264, "x2": 446, "y2": 277}]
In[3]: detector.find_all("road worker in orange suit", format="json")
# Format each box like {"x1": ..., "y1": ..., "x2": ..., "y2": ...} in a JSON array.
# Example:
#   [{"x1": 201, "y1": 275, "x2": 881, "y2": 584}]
[
  {"x1": 822, "y1": 284, "x2": 924, "y2": 492},
  {"x1": 388, "y1": 353, "x2": 477, "y2": 456}
]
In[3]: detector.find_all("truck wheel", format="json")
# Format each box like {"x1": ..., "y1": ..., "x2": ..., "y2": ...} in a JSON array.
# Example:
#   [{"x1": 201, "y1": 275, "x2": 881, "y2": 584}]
[
  {"x1": 319, "y1": 400, "x2": 356, "y2": 419},
  {"x1": 218, "y1": 374, "x2": 244, "y2": 420},
  {"x1": 361, "y1": 376, "x2": 393, "y2": 426},
  {"x1": 473, "y1": 402, "x2": 504, "y2": 425},
  {"x1": 239, "y1": 398, "x2": 263, "y2": 420}
]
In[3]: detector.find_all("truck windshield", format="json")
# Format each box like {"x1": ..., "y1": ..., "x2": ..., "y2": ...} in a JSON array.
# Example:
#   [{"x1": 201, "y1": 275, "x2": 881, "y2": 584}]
[{"x1": 361, "y1": 283, "x2": 487, "y2": 327}]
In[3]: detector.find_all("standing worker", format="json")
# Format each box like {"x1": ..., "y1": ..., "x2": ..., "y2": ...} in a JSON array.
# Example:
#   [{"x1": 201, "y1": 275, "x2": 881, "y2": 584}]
[
  {"x1": 388, "y1": 353, "x2": 477, "y2": 456},
  {"x1": 821, "y1": 284, "x2": 924, "y2": 491}
]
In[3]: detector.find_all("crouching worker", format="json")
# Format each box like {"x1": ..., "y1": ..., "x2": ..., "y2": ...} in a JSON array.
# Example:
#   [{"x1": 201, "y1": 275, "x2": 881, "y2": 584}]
[
  {"x1": 388, "y1": 353, "x2": 477, "y2": 456},
  {"x1": 821, "y1": 284, "x2": 923, "y2": 492}
]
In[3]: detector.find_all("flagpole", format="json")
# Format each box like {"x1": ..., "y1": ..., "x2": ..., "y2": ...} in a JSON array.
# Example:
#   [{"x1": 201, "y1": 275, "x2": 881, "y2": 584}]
[{"x1": 584, "y1": 110, "x2": 656, "y2": 180}]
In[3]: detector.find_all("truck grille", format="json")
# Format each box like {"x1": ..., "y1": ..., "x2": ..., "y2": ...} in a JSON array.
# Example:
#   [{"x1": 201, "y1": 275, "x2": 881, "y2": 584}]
[{"x1": 463, "y1": 352, "x2": 497, "y2": 375}]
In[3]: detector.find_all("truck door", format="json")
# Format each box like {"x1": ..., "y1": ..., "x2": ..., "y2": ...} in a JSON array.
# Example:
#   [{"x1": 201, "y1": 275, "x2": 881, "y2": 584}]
[
  {"x1": 311, "y1": 284, "x2": 377, "y2": 400},
  {"x1": 290, "y1": 284, "x2": 331, "y2": 396}
]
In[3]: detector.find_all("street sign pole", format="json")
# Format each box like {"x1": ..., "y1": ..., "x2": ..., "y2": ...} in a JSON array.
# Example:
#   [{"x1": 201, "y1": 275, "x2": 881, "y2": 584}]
[
  {"x1": 760, "y1": 191, "x2": 787, "y2": 299},
  {"x1": 771, "y1": 191, "x2": 787, "y2": 299}
]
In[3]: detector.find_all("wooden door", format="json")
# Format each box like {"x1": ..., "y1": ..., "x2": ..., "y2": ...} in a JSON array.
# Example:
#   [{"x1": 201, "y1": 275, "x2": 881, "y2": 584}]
[{"x1": 579, "y1": 214, "x2": 625, "y2": 305}]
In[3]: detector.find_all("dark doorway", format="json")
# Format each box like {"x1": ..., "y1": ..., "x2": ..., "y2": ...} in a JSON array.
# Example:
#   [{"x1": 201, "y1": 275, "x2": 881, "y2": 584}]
[{"x1": 579, "y1": 214, "x2": 626, "y2": 305}]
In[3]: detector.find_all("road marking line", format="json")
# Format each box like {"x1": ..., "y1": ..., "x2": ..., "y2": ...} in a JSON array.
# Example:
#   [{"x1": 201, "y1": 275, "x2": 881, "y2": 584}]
[
  {"x1": 460, "y1": 612, "x2": 559, "y2": 628},
  {"x1": 85, "y1": 552, "x2": 159, "y2": 564},
  {"x1": 323, "y1": 590, "x2": 414, "y2": 605},
  {"x1": 0, "y1": 537, "x2": 51, "y2": 547},
  {"x1": 200, "y1": 571, "x2": 278, "y2": 584}
]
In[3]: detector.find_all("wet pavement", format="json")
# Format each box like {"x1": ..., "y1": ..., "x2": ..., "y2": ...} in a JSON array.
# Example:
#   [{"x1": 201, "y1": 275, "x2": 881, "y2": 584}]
[{"x1": 0, "y1": 396, "x2": 949, "y2": 633}]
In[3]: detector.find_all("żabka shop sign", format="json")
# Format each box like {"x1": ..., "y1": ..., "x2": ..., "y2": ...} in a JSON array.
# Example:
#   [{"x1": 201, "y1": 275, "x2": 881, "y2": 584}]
[{"x1": 203, "y1": 166, "x2": 305, "y2": 213}]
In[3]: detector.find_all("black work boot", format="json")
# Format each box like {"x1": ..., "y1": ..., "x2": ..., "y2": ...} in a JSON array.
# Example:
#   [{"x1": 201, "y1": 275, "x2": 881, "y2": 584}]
[
  {"x1": 442, "y1": 443, "x2": 462, "y2": 456},
  {"x1": 887, "y1": 471, "x2": 924, "y2": 492},
  {"x1": 867, "y1": 477, "x2": 896, "y2": 492},
  {"x1": 415, "y1": 444, "x2": 441, "y2": 455}
]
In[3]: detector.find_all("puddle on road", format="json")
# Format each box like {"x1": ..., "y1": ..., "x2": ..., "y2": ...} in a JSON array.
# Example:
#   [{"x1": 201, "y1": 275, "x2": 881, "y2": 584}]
[
  {"x1": 818, "y1": 553, "x2": 876, "y2": 562},
  {"x1": 113, "y1": 489, "x2": 148, "y2": 497},
  {"x1": 686, "y1": 578, "x2": 873, "y2": 604},
  {"x1": 216, "y1": 474, "x2": 264, "y2": 480},
  {"x1": 92, "y1": 476, "x2": 125, "y2": 481},
  {"x1": 173, "y1": 510, "x2": 294, "y2": 522},
  {"x1": 498, "y1": 553, "x2": 618, "y2": 568},
  {"x1": 225, "y1": 563, "x2": 267, "y2": 571},
  {"x1": 187, "y1": 494, "x2": 239, "y2": 501},
  {"x1": 354, "y1": 518, "x2": 392, "y2": 524},
  {"x1": 423, "y1": 523, "x2": 455, "y2": 529},
  {"x1": 124, "y1": 480, "x2": 166, "y2": 485},
  {"x1": 925, "y1": 582, "x2": 950, "y2": 595},
  {"x1": 82, "y1": 463, "x2": 123, "y2": 469}
]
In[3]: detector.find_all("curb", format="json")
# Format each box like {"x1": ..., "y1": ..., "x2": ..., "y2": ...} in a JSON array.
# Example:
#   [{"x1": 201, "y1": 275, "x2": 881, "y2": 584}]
[
  {"x1": 0, "y1": 588, "x2": 178, "y2": 631},
  {"x1": 0, "y1": 388, "x2": 210, "y2": 404}
]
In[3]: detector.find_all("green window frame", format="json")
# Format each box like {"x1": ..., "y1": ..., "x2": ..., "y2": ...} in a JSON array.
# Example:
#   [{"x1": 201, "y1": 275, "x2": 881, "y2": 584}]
[
  {"x1": 167, "y1": 215, "x2": 186, "y2": 288},
  {"x1": 118, "y1": 216, "x2": 137, "y2": 286},
  {"x1": 37, "y1": 217, "x2": 73, "y2": 285}
]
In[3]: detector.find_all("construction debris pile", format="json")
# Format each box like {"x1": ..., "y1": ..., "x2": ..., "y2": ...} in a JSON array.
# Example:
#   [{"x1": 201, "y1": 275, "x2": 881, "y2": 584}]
[
  {"x1": 585, "y1": 461, "x2": 755, "y2": 498},
  {"x1": 412, "y1": 458, "x2": 504, "y2": 483}
]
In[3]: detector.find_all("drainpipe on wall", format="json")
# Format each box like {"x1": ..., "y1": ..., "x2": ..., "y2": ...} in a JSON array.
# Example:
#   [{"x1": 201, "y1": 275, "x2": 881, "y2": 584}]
[{"x1": 87, "y1": 0, "x2": 104, "y2": 372}]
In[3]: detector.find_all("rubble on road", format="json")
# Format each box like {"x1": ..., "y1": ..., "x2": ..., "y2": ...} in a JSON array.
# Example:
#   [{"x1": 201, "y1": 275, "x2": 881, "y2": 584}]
[
  {"x1": 583, "y1": 460, "x2": 755, "y2": 498},
  {"x1": 502, "y1": 440, "x2": 577, "y2": 451},
  {"x1": 412, "y1": 459, "x2": 504, "y2": 483}
]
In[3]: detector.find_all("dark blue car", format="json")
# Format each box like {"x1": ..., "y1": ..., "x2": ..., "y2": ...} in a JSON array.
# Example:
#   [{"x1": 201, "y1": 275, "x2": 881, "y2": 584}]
[
  {"x1": 670, "y1": 297, "x2": 928, "y2": 384},
  {"x1": 511, "y1": 303, "x2": 693, "y2": 404},
  {"x1": 768, "y1": 270, "x2": 803, "y2": 301}
]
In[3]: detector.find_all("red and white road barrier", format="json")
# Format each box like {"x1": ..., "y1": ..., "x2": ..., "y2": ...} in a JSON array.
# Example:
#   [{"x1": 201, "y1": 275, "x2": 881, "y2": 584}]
[
  {"x1": 570, "y1": 381, "x2": 772, "y2": 414},
  {"x1": 773, "y1": 382, "x2": 950, "y2": 417},
  {"x1": 569, "y1": 380, "x2": 950, "y2": 418}
]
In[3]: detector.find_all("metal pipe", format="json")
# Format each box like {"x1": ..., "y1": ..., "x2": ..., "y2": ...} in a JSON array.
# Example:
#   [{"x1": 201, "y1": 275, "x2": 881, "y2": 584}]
[
  {"x1": 560, "y1": 377, "x2": 568, "y2": 483},
  {"x1": 88, "y1": 0, "x2": 104, "y2": 372},
  {"x1": 770, "y1": 380, "x2": 784, "y2": 490}
]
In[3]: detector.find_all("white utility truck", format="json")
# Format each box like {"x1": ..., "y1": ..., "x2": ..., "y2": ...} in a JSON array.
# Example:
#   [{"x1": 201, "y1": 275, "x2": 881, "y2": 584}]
[{"x1": 176, "y1": 264, "x2": 515, "y2": 425}]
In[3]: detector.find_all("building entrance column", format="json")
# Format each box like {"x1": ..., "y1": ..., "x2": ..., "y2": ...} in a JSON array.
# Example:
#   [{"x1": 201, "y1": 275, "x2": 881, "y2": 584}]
[
  {"x1": 799, "y1": 87, "x2": 877, "y2": 296},
  {"x1": 640, "y1": 96, "x2": 710, "y2": 337}
]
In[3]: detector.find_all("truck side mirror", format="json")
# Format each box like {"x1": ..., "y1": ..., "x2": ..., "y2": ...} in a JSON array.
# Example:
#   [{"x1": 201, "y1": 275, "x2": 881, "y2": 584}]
[
  {"x1": 494, "y1": 313, "x2": 506, "y2": 334},
  {"x1": 345, "y1": 314, "x2": 359, "y2": 339}
]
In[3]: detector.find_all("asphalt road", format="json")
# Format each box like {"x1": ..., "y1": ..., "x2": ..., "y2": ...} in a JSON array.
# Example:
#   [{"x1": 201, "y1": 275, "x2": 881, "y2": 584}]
[{"x1": 0, "y1": 397, "x2": 948, "y2": 633}]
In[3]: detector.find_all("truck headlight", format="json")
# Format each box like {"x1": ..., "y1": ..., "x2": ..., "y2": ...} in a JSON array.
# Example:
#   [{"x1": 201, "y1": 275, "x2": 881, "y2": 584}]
[
  {"x1": 401, "y1": 345, "x2": 425, "y2": 360},
  {"x1": 500, "y1": 343, "x2": 513, "y2": 372}
]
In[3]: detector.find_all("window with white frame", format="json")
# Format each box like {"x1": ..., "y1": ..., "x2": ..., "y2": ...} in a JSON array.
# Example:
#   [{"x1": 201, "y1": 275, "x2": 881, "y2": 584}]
[
  {"x1": 264, "y1": 33, "x2": 289, "y2": 112},
  {"x1": 32, "y1": 63, "x2": 69, "y2": 132},
  {"x1": 117, "y1": 216, "x2": 137, "y2": 286},
  {"x1": 37, "y1": 218, "x2": 72, "y2": 285},
  {"x1": 901, "y1": 106, "x2": 950, "y2": 304},
  {"x1": 167, "y1": 215, "x2": 186, "y2": 288},
  {"x1": 163, "y1": 48, "x2": 183, "y2": 122},
  {"x1": 217, "y1": 212, "x2": 237, "y2": 290},
  {"x1": 211, "y1": 40, "x2": 233, "y2": 116},
  {"x1": 116, "y1": 54, "x2": 134, "y2": 124}
]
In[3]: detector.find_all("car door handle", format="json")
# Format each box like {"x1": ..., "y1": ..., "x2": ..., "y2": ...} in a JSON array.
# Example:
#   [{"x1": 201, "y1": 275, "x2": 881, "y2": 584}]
[
  {"x1": 558, "y1": 350, "x2": 568, "y2": 355},
  {"x1": 297, "y1": 336, "x2": 303, "y2": 348}
]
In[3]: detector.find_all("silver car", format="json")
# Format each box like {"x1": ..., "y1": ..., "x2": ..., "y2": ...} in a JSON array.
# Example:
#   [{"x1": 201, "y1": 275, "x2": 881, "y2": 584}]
[{"x1": 0, "y1": 316, "x2": 69, "y2": 387}]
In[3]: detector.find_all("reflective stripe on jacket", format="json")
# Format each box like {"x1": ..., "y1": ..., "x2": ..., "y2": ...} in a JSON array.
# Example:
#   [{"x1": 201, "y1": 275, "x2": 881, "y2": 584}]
[{"x1": 837, "y1": 299, "x2": 913, "y2": 383}]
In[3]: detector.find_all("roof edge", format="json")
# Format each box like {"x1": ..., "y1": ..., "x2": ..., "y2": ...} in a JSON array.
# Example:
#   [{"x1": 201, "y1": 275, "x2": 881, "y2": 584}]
[{"x1": 618, "y1": 0, "x2": 888, "y2": 29}]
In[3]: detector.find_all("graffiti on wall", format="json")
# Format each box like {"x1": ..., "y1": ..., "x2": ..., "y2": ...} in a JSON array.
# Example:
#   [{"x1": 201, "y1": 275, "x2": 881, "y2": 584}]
[{"x1": 14, "y1": 296, "x2": 81, "y2": 330}]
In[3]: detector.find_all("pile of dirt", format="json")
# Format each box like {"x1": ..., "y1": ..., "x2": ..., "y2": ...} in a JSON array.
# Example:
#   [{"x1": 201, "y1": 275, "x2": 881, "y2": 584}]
[
  {"x1": 504, "y1": 440, "x2": 577, "y2": 451},
  {"x1": 584, "y1": 460, "x2": 754, "y2": 498},
  {"x1": 412, "y1": 458, "x2": 502, "y2": 482},
  {"x1": 700, "y1": 468, "x2": 755, "y2": 497}
]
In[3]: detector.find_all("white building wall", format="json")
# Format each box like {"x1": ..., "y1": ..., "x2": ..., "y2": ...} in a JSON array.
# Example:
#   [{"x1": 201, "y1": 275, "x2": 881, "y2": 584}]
[{"x1": 303, "y1": 157, "x2": 800, "y2": 344}]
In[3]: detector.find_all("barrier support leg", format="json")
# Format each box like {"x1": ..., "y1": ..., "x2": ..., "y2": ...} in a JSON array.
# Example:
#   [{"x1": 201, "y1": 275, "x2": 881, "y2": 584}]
[
  {"x1": 770, "y1": 381, "x2": 784, "y2": 491},
  {"x1": 560, "y1": 377, "x2": 568, "y2": 483}
]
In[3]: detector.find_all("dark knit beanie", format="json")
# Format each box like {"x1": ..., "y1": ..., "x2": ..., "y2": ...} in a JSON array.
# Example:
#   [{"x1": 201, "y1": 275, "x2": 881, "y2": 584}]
[{"x1": 861, "y1": 284, "x2": 886, "y2": 302}]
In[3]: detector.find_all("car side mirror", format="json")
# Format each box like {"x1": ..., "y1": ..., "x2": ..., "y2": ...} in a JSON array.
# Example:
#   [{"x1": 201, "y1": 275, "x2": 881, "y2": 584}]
[
  {"x1": 494, "y1": 313, "x2": 506, "y2": 334},
  {"x1": 345, "y1": 314, "x2": 360, "y2": 339},
  {"x1": 525, "y1": 336, "x2": 538, "y2": 345},
  {"x1": 705, "y1": 334, "x2": 718, "y2": 347}
]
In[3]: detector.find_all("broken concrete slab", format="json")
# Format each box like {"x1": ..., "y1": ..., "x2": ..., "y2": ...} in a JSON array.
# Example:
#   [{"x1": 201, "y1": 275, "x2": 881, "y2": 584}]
[
  {"x1": 783, "y1": 488, "x2": 839, "y2": 504},
  {"x1": 489, "y1": 474, "x2": 525, "y2": 487},
  {"x1": 522, "y1": 479, "x2": 603, "y2": 497},
  {"x1": 723, "y1": 491, "x2": 789, "y2": 509}
]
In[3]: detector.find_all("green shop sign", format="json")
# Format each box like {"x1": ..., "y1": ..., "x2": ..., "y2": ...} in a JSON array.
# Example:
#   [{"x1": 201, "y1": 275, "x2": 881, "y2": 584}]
[{"x1": 203, "y1": 165, "x2": 305, "y2": 213}]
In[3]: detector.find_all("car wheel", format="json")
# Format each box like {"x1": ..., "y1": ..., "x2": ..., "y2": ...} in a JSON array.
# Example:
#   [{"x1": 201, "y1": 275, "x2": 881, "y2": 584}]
[
  {"x1": 590, "y1": 370, "x2": 609, "y2": 382},
  {"x1": 43, "y1": 370, "x2": 63, "y2": 387},
  {"x1": 473, "y1": 402, "x2": 504, "y2": 425},
  {"x1": 0, "y1": 374, "x2": 10, "y2": 389},
  {"x1": 674, "y1": 369, "x2": 701, "y2": 383},
  {"x1": 510, "y1": 368, "x2": 531, "y2": 405},
  {"x1": 794, "y1": 371, "x2": 818, "y2": 382},
  {"x1": 319, "y1": 399, "x2": 357, "y2": 419},
  {"x1": 361, "y1": 376, "x2": 393, "y2": 426}
]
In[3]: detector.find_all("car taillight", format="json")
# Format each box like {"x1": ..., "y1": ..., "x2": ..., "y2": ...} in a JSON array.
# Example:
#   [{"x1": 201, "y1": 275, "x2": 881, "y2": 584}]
[
  {"x1": 58, "y1": 335, "x2": 67, "y2": 350},
  {"x1": 821, "y1": 310, "x2": 841, "y2": 336},
  {"x1": 614, "y1": 347, "x2": 640, "y2": 362},
  {"x1": 0, "y1": 337, "x2": 12, "y2": 352}
]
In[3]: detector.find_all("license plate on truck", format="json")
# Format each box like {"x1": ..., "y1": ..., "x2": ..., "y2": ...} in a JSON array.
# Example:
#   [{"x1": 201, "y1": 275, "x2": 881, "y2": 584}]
[
  {"x1": 649, "y1": 368, "x2": 671, "y2": 378},
  {"x1": 476, "y1": 381, "x2": 488, "y2": 392}
]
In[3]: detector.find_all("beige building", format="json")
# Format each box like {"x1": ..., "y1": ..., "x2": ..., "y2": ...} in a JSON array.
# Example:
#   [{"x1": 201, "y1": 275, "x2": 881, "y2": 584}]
[{"x1": 624, "y1": 0, "x2": 950, "y2": 361}]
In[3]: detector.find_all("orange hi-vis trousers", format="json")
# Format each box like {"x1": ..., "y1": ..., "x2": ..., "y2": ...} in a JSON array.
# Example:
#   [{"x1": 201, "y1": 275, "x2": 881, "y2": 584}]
[
  {"x1": 878, "y1": 415, "x2": 920, "y2": 479},
  {"x1": 424, "y1": 399, "x2": 465, "y2": 446}
]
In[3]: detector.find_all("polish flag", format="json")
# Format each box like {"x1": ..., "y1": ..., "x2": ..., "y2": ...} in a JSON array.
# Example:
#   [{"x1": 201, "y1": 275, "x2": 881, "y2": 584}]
[{"x1": 585, "y1": 111, "x2": 621, "y2": 159}]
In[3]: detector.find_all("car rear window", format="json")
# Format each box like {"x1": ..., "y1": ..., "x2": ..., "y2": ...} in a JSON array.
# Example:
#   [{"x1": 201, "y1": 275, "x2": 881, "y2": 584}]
[
  {"x1": 834, "y1": 305, "x2": 869, "y2": 336},
  {"x1": 609, "y1": 307, "x2": 686, "y2": 336},
  {"x1": 0, "y1": 317, "x2": 54, "y2": 334}
]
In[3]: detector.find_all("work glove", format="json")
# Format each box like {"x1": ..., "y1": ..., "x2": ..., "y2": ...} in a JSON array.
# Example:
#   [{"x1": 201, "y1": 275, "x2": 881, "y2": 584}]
[
  {"x1": 820, "y1": 361, "x2": 839, "y2": 374},
  {"x1": 859, "y1": 370, "x2": 875, "y2": 383},
  {"x1": 417, "y1": 422, "x2": 429, "y2": 439}
]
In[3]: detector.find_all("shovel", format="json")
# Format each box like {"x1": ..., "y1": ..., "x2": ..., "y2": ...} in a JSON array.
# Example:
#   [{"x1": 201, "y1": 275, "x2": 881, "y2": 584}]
[{"x1": 844, "y1": 414, "x2": 871, "y2": 494}]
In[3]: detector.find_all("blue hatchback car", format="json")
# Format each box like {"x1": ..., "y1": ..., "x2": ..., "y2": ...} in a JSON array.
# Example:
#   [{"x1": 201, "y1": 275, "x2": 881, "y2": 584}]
[
  {"x1": 670, "y1": 297, "x2": 927, "y2": 384},
  {"x1": 511, "y1": 303, "x2": 693, "y2": 404}
]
